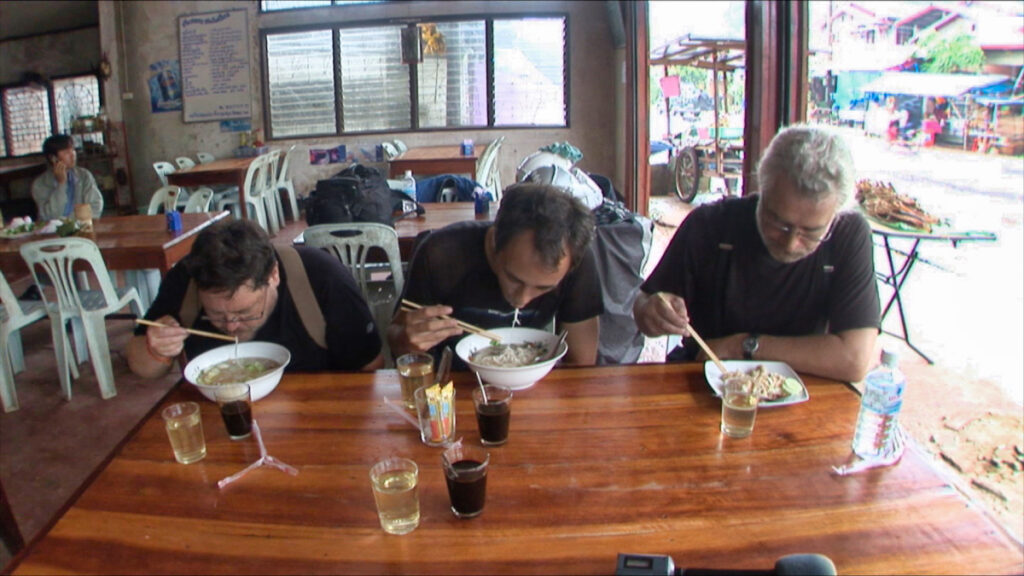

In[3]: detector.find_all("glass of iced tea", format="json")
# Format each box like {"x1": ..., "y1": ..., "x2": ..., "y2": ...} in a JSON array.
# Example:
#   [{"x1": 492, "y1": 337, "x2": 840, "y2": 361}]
[
  {"x1": 397, "y1": 353, "x2": 434, "y2": 410},
  {"x1": 721, "y1": 376, "x2": 759, "y2": 438}
]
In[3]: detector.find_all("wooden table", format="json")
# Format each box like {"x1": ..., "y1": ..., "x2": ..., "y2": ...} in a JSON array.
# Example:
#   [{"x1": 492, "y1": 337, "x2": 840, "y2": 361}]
[
  {"x1": 167, "y1": 157, "x2": 258, "y2": 219},
  {"x1": 10, "y1": 364, "x2": 1021, "y2": 575},
  {"x1": 0, "y1": 157, "x2": 47, "y2": 204},
  {"x1": 0, "y1": 212, "x2": 229, "y2": 278},
  {"x1": 389, "y1": 146, "x2": 478, "y2": 181}
]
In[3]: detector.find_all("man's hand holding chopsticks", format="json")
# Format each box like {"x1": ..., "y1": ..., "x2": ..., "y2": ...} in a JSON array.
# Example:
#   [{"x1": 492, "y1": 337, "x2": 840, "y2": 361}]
[
  {"x1": 633, "y1": 291, "x2": 692, "y2": 339},
  {"x1": 389, "y1": 304, "x2": 464, "y2": 357},
  {"x1": 145, "y1": 315, "x2": 188, "y2": 359}
]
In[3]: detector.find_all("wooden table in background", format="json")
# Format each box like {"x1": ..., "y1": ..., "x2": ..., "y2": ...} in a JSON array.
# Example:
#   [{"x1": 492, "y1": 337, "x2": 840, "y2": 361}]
[
  {"x1": 10, "y1": 364, "x2": 1021, "y2": 574},
  {"x1": 167, "y1": 157, "x2": 258, "y2": 219},
  {"x1": 0, "y1": 211, "x2": 229, "y2": 278},
  {"x1": 0, "y1": 158, "x2": 47, "y2": 204},
  {"x1": 388, "y1": 145, "x2": 478, "y2": 180}
]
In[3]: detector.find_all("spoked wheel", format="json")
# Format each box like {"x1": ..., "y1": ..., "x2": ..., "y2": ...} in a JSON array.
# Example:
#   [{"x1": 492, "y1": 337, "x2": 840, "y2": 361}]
[{"x1": 673, "y1": 146, "x2": 700, "y2": 203}]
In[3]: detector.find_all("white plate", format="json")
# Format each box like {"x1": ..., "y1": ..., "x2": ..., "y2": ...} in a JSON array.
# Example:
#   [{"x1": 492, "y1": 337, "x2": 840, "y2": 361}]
[{"x1": 704, "y1": 360, "x2": 809, "y2": 407}]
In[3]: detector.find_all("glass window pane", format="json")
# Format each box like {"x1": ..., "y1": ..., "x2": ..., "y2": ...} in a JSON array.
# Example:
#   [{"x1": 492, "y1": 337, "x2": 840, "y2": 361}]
[
  {"x1": 261, "y1": 0, "x2": 332, "y2": 12},
  {"x1": 267, "y1": 30, "x2": 337, "y2": 138},
  {"x1": 339, "y1": 25, "x2": 410, "y2": 132},
  {"x1": 3, "y1": 85, "x2": 51, "y2": 156},
  {"x1": 53, "y1": 75, "x2": 102, "y2": 140},
  {"x1": 493, "y1": 17, "x2": 566, "y2": 126},
  {"x1": 0, "y1": 112, "x2": 6, "y2": 157},
  {"x1": 417, "y1": 21, "x2": 487, "y2": 128}
]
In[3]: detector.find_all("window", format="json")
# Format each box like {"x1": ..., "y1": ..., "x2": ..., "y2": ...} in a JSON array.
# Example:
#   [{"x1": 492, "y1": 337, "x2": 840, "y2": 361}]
[
  {"x1": 1, "y1": 74, "x2": 101, "y2": 158},
  {"x1": 262, "y1": 15, "x2": 568, "y2": 138}
]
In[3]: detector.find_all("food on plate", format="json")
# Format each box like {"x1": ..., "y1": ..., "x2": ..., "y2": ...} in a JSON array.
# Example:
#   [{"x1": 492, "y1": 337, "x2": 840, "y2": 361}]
[
  {"x1": 1, "y1": 216, "x2": 37, "y2": 236},
  {"x1": 721, "y1": 365, "x2": 800, "y2": 401},
  {"x1": 198, "y1": 357, "x2": 282, "y2": 386},
  {"x1": 470, "y1": 341, "x2": 548, "y2": 368},
  {"x1": 856, "y1": 180, "x2": 941, "y2": 232}
]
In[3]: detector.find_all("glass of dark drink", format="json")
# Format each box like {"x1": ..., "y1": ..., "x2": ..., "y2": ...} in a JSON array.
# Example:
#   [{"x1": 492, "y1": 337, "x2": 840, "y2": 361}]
[
  {"x1": 441, "y1": 443, "x2": 490, "y2": 518},
  {"x1": 214, "y1": 383, "x2": 253, "y2": 440},
  {"x1": 472, "y1": 385, "x2": 512, "y2": 446}
]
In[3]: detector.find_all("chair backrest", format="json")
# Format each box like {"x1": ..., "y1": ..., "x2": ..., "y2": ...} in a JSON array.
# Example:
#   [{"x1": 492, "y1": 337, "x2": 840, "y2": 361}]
[
  {"x1": 183, "y1": 187, "x2": 215, "y2": 213},
  {"x1": 303, "y1": 223, "x2": 405, "y2": 301},
  {"x1": 146, "y1": 185, "x2": 181, "y2": 215},
  {"x1": 276, "y1": 145, "x2": 298, "y2": 188},
  {"x1": 175, "y1": 156, "x2": 196, "y2": 171},
  {"x1": 392, "y1": 139, "x2": 408, "y2": 154},
  {"x1": 196, "y1": 152, "x2": 216, "y2": 164},
  {"x1": 477, "y1": 136, "x2": 505, "y2": 198},
  {"x1": 19, "y1": 238, "x2": 121, "y2": 314},
  {"x1": 242, "y1": 154, "x2": 267, "y2": 202},
  {"x1": 152, "y1": 161, "x2": 176, "y2": 187},
  {"x1": 0, "y1": 271, "x2": 42, "y2": 330},
  {"x1": 262, "y1": 149, "x2": 281, "y2": 194}
]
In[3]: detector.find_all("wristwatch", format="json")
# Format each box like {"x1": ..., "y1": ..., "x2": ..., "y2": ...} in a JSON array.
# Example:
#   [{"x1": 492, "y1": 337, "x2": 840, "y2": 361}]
[{"x1": 742, "y1": 333, "x2": 760, "y2": 360}]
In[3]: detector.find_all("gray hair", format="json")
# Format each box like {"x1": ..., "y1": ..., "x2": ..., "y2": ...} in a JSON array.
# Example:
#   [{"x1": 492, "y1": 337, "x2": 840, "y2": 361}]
[{"x1": 757, "y1": 124, "x2": 855, "y2": 206}]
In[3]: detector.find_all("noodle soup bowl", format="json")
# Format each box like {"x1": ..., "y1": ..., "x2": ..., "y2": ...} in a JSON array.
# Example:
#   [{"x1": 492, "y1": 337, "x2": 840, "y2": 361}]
[
  {"x1": 184, "y1": 341, "x2": 291, "y2": 402},
  {"x1": 455, "y1": 327, "x2": 568, "y2": 391}
]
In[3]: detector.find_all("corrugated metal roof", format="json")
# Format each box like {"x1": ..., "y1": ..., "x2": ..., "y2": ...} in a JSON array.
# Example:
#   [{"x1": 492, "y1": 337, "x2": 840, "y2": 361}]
[{"x1": 859, "y1": 72, "x2": 1011, "y2": 96}]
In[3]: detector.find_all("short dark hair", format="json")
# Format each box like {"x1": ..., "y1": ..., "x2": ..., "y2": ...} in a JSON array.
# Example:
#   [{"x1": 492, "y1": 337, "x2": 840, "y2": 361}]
[
  {"x1": 185, "y1": 219, "x2": 276, "y2": 294},
  {"x1": 42, "y1": 135, "x2": 74, "y2": 160},
  {"x1": 493, "y1": 183, "x2": 595, "y2": 270}
]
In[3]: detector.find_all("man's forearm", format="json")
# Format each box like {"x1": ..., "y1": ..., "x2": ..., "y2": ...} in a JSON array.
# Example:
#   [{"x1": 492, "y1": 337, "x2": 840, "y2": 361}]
[
  {"x1": 125, "y1": 335, "x2": 176, "y2": 378},
  {"x1": 711, "y1": 328, "x2": 876, "y2": 383}
]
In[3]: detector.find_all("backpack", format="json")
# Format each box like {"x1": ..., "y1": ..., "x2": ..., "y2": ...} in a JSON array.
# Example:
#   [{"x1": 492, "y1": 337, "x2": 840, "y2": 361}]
[{"x1": 307, "y1": 163, "x2": 421, "y2": 227}]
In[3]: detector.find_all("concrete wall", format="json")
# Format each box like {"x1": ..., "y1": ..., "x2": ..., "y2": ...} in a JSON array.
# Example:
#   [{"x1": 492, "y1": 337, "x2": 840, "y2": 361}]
[
  {"x1": 0, "y1": 27, "x2": 99, "y2": 85},
  {"x1": 115, "y1": 1, "x2": 621, "y2": 209}
]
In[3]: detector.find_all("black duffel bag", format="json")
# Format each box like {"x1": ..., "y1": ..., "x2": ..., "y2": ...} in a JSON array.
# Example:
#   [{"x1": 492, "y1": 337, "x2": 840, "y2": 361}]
[{"x1": 306, "y1": 163, "x2": 421, "y2": 227}]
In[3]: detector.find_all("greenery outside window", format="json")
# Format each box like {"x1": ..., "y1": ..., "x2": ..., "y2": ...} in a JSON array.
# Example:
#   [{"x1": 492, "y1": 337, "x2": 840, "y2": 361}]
[{"x1": 262, "y1": 15, "x2": 567, "y2": 138}]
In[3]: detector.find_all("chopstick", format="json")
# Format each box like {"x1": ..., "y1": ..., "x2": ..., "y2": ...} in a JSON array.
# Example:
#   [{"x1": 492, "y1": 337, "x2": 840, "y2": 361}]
[
  {"x1": 655, "y1": 293, "x2": 728, "y2": 374},
  {"x1": 135, "y1": 319, "x2": 238, "y2": 343},
  {"x1": 400, "y1": 299, "x2": 503, "y2": 342}
]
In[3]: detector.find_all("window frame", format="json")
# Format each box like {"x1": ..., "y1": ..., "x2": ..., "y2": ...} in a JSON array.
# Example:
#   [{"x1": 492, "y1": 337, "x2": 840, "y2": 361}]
[
  {"x1": 259, "y1": 12, "x2": 570, "y2": 140},
  {"x1": 0, "y1": 72, "x2": 104, "y2": 158}
]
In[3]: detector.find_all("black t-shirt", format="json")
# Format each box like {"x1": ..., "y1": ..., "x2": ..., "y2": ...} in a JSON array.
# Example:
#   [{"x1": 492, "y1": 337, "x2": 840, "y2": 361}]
[
  {"x1": 642, "y1": 195, "x2": 879, "y2": 360},
  {"x1": 138, "y1": 246, "x2": 381, "y2": 371},
  {"x1": 403, "y1": 220, "x2": 604, "y2": 365}
]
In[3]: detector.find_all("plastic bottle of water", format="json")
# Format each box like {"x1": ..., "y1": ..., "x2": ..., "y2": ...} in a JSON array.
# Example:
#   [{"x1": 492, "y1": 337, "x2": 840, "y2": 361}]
[
  {"x1": 852, "y1": 347, "x2": 905, "y2": 459},
  {"x1": 401, "y1": 170, "x2": 416, "y2": 201}
]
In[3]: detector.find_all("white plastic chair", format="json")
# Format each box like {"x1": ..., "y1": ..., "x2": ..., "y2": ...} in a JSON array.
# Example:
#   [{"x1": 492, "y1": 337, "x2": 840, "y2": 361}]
[
  {"x1": 477, "y1": 136, "x2": 505, "y2": 201},
  {"x1": 183, "y1": 187, "x2": 215, "y2": 213},
  {"x1": 0, "y1": 271, "x2": 48, "y2": 412},
  {"x1": 196, "y1": 152, "x2": 216, "y2": 164},
  {"x1": 175, "y1": 156, "x2": 196, "y2": 171},
  {"x1": 303, "y1": 223, "x2": 405, "y2": 367},
  {"x1": 261, "y1": 149, "x2": 283, "y2": 234},
  {"x1": 145, "y1": 185, "x2": 181, "y2": 215},
  {"x1": 19, "y1": 237, "x2": 144, "y2": 401},
  {"x1": 153, "y1": 161, "x2": 188, "y2": 208},
  {"x1": 217, "y1": 153, "x2": 270, "y2": 232},
  {"x1": 392, "y1": 139, "x2": 408, "y2": 154},
  {"x1": 276, "y1": 145, "x2": 301, "y2": 222}
]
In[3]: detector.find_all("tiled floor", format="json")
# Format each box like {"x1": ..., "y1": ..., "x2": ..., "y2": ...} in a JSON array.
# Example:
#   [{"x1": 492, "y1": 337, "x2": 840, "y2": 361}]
[{"x1": 2, "y1": 199, "x2": 1021, "y2": 569}]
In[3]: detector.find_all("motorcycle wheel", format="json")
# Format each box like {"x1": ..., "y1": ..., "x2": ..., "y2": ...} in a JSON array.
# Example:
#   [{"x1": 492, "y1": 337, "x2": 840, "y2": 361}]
[{"x1": 673, "y1": 147, "x2": 700, "y2": 203}]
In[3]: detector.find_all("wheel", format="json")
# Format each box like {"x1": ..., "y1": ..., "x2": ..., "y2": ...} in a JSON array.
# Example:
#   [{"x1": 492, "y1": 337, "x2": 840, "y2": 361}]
[{"x1": 673, "y1": 146, "x2": 700, "y2": 203}]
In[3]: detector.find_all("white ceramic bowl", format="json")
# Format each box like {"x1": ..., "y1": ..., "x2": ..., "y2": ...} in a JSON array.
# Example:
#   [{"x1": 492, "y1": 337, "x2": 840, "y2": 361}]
[
  {"x1": 184, "y1": 341, "x2": 291, "y2": 402},
  {"x1": 455, "y1": 327, "x2": 568, "y2": 390}
]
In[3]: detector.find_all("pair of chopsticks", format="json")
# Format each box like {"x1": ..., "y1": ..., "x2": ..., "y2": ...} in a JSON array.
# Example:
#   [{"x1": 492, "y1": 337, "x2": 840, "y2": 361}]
[
  {"x1": 400, "y1": 299, "x2": 503, "y2": 342},
  {"x1": 135, "y1": 319, "x2": 238, "y2": 343},
  {"x1": 655, "y1": 293, "x2": 728, "y2": 374}
]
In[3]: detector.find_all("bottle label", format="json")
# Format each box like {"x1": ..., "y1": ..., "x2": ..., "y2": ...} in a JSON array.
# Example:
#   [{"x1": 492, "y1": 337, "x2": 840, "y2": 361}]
[{"x1": 863, "y1": 381, "x2": 904, "y2": 415}]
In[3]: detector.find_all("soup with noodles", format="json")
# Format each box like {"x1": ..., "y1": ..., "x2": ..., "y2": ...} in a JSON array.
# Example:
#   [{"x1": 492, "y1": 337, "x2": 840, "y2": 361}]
[
  {"x1": 198, "y1": 357, "x2": 282, "y2": 386},
  {"x1": 470, "y1": 341, "x2": 548, "y2": 368}
]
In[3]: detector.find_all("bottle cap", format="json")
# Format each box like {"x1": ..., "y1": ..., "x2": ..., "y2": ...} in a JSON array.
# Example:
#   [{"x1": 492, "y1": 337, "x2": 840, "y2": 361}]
[
  {"x1": 405, "y1": 170, "x2": 413, "y2": 178},
  {"x1": 880, "y1": 346, "x2": 900, "y2": 367}
]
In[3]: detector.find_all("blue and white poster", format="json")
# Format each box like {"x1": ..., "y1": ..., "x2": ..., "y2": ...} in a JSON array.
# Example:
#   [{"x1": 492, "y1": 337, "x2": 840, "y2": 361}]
[{"x1": 148, "y1": 60, "x2": 183, "y2": 113}]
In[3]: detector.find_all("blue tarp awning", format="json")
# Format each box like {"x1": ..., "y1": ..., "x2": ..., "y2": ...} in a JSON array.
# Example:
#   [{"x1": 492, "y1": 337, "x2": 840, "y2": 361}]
[{"x1": 859, "y1": 72, "x2": 1011, "y2": 97}]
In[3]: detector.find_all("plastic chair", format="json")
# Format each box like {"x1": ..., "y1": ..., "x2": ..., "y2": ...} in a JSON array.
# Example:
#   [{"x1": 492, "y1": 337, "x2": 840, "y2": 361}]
[
  {"x1": 196, "y1": 152, "x2": 216, "y2": 164},
  {"x1": 477, "y1": 136, "x2": 505, "y2": 201},
  {"x1": 183, "y1": 187, "x2": 215, "y2": 213},
  {"x1": 153, "y1": 161, "x2": 188, "y2": 208},
  {"x1": 217, "y1": 153, "x2": 270, "y2": 232},
  {"x1": 276, "y1": 145, "x2": 301, "y2": 222},
  {"x1": 261, "y1": 149, "x2": 284, "y2": 234},
  {"x1": 175, "y1": 156, "x2": 196, "y2": 171},
  {"x1": 145, "y1": 185, "x2": 181, "y2": 215},
  {"x1": 303, "y1": 223, "x2": 404, "y2": 367},
  {"x1": 0, "y1": 271, "x2": 48, "y2": 412},
  {"x1": 19, "y1": 237, "x2": 144, "y2": 401},
  {"x1": 392, "y1": 139, "x2": 408, "y2": 154}
]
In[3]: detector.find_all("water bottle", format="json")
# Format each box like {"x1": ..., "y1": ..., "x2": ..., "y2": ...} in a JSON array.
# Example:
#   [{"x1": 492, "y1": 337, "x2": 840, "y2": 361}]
[
  {"x1": 401, "y1": 170, "x2": 417, "y2": 202},
  {"x1": 851, "y1": 347, "x2": 905, "y2": 459}
]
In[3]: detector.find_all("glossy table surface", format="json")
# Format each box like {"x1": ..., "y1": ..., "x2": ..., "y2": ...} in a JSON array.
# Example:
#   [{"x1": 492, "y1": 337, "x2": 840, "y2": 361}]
[
  {"x1": 10, "y1": 363, "x2": 1022, "y2": 575},
  {"x1": 167, "y1": 157, "x2": 259, "y2": 219},
  {"x1": 389, "y1": 145, "x2": 478, "y2": 180},
  {"x1": 0, "y1": 211, "x2": 229, "y2": 277}
]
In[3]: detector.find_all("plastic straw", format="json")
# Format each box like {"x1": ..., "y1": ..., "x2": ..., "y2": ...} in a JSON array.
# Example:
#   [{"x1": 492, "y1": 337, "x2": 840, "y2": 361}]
[
  {"x1": 476, "y1": 372, "x2": 488, "y2": 403},
  {"x1": 382, "y1": 396, "x2": 421, "y2": 430},
  {"x1": 218, "y1": 420, "x2": 298, "y2": 489}
]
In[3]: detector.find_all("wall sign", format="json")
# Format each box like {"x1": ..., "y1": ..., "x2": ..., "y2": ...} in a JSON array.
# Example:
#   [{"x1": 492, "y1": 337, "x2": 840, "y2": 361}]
[{"x1": 178, "y1": 9, "x2": 251, "y2": 123}]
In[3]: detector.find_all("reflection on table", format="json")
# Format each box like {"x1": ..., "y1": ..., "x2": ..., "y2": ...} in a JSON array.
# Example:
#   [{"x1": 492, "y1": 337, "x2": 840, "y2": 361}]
[
  {"x1": 388, "y1": 145, "x2": 478, "y2": 180},
  {"x1": 10, "y1": 363, "x2": 1021, "y2": 574}
]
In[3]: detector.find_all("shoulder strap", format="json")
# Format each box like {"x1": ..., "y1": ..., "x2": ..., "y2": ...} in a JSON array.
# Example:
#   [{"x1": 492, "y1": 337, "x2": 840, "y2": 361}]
[
  {"x1": 177, "y1": 246, "x2": 327, "y2": 349},
  {"x1": 275, "y1": 245, "x2": 328, "y2": 349}
]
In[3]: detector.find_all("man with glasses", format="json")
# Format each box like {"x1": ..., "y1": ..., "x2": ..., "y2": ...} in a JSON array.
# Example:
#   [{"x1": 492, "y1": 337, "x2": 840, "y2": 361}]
[
  {"x1": 634, "y1": 124, "x2": 879, "y2": 382},
  {"x1": 127, "y1": 219, "x2": 383, "y2": 377}
]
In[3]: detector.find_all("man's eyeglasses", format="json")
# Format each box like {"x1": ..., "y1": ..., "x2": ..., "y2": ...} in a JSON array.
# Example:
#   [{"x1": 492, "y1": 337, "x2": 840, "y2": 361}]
[
  {"x1": 759, "y1": 207, "x2": 835, "y2": 245},
  {"x1": 201, "y1": 287, "x2": 269, "y2": 325}
]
